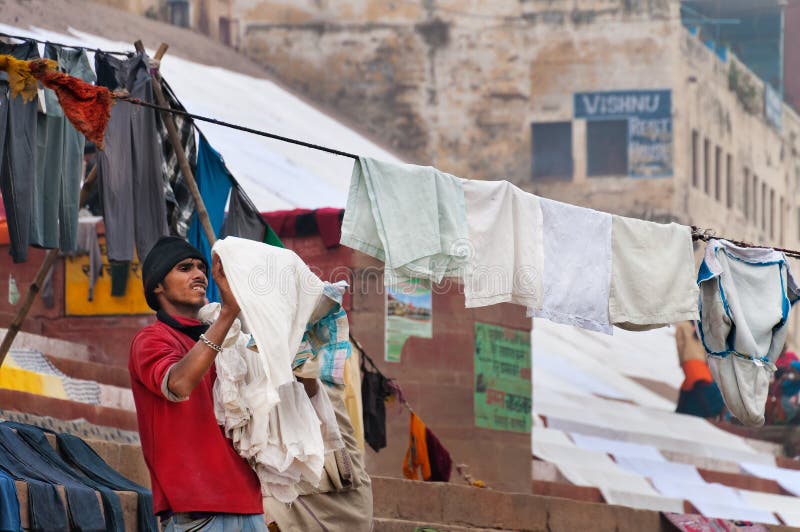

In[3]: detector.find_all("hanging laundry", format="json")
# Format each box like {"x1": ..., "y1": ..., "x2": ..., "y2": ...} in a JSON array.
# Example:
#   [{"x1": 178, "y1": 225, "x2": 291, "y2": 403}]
[
  {"x1": 221, "y1": 184, "x2": 283, "y2": 247},
  {"x1": 361, "y1": 356, "x2": 391, "y2": 452},
  {"x1": 402, "y1": 412, "x2": 451, "y2": 482},
  {"x1": 608, "y1": 216, "x2": 699, "y2": 330},
  {"x1": 29, "y1": 46, "x2": 96, "y2": 253},
  {"x1": 0, "y1": 42, "x2": 41, "y2": 263},
  {"x1": 344, "y1": 346, "x2": 365, "y2": 451},
  {"x1": 156, "y1": 79, "x2": 196, "y2": 238},
  {"x1": 462, "y1": 179, "x2": 544, "y2": 309},
  {"x1": 315, "y1": 208, "x2": 344, "y2": 248},
  {"x1": 28, "y1": 56, "x2": 111, "y2": 150},
  {"x1": 94, "y1": 52, "x2": 168, "y2": 264},
  {"x1": 7, "y1": 274, "x2": 18, "y2": 305},
  {"x1": 188, "y1": 135, "x2": 233, "y2": 302},
  {"x1": 530, "y1": 197, "x2": 612, "y2": 333},
  {"x1": 66, "y1": 214, "x2": 103, "y2": 301},
  {"x1": 262, "y1": 208, "x2": 311, "y2": 238},
  {"x1": 341, "y1": 157, "x2": 468, "y2": 285},
  {"x1": 698, "y1": 239, "x2": 800, "y2": 426},
  {"x1": 402, "y1": 412, "x2": 430, "y2": 481},
  {"x1": 0, "y1": 54, "x2": 54, "y2": 103},
  {"x1": 57, "y1": 433, "x2": 158, "y2": 532},
  {"x1": 0, "y1": 470, "x2": 21, "y2": 532},
  {"x1": 212, "y1": 237, "x2": 329, "y2": 501},
  {"x1": 425, "y1": 427, "x2": 452, "y2": 482}
]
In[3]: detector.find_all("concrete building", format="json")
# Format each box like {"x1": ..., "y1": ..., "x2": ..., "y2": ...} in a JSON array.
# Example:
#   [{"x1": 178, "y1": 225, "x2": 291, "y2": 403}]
[{"x1": 232, "y1": 1, "x2": 799, "y2": 247}]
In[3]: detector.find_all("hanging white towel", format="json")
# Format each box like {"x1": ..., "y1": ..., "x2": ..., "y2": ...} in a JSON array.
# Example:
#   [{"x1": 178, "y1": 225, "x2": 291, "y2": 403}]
[
  {"x1": 698, "y1": 239, "x2": 800, "y2": 426},
  {"x1": 608, "y1": 216, "x2": 699, "y2": 330},
  {"x1": 529, "y1": 198, "x2": 612, "y2": 333},
  {"x1": 211, "y1": 237, "x2": 330, "y2": 503},
  {"x1": 462, "y1": 179, "x2": 544, "y2": 309},
  {"x1": 340, "y1": 157, "x2": 468, "y2": 285}
]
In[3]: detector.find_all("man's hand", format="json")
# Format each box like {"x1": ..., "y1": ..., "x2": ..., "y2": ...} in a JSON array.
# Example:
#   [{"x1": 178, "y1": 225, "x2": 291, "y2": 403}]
[{"x1": 212, "y1": 252, "x2": 240, "y2": 316}]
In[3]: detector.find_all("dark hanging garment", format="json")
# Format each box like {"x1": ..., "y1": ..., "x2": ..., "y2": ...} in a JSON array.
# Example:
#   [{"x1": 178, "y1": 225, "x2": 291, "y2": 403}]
[
  {"x1": 94, "y1": 52, "x2": 168, "y2": 263},
  {"x1": 0, "y1": 425, "x2": 104, "y2": 532},
  {"x1": 424, "y1": 428, "x2": 452, "y2": 482},
  {"x1": 0, "y1": 470, "x2": 21, "y2": 532},
  {"x1": 56, "y1": 433, "x2": 157, "y2": 532},
  {"x1": 0, "y1": 40, "x2": 40, "y2": 263},
  {"x1": 221, "y1": 185, "x2": 265, "y2": 242},
  {"x1": 294, "y1": 211, "x2": 318, "y2": 237},
  {"x1": 361, "y1": 359, "x2": 391, "y2": 452},
  {"x1": 156, "y1": 78, "x2": 197, "y2": 238},
  {"x1": 30, "y1": 44, "x2": 95, "y2": 253},
  {"x1": 11, "y1": 424, "x2": 124, "y2": 532},
  {"x1": 314, "y1": 208, "x2": 344, "y2": 248}
]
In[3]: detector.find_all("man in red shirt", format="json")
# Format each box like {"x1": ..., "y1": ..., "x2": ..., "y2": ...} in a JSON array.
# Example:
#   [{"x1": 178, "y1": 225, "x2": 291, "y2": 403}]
[{"x1": 129, "y1": 236, "x2": 266, "y2": 531}]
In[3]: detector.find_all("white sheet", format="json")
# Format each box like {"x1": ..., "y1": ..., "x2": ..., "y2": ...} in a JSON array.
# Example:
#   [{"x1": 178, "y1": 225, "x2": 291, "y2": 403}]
[
  {"x1": 570, "y1": 433, "x2": 665, "y2": 462},
  {"x1": 740, "y1": 462, "x2": 800, "y2": 496},
  {"x1": 613, "y1": 456, "x2": 705, "y2": 483},
  {"x1": 599, "y1": 488, "x2": 684, "y2": 514},
  {"x1": 740, "y1": 490, "x2": 800, "y2": 527},
  {"x1": 462, "y1": 179, "x2": 544, "y2": 309},
  {"x1": 531, "y1": 197, "x2": 612, "y2": 334}
]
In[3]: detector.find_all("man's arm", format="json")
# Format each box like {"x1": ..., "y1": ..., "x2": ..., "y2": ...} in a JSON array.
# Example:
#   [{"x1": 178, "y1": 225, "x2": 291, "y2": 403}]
[{"x1": 167, "y1": 254, "x2": 240, "y2": 399}]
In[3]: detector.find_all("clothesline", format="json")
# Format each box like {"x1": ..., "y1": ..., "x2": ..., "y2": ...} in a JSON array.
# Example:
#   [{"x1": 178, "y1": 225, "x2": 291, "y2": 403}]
[
  {"x1": 691, "y1": 226, "x2": 800, "y2": 260},
  {"x1": 113, "y1": 93, "x2": 360, "y2": 160},
  {"x1": 0, "y1": 32, "x2": 131, "y2": 57}
]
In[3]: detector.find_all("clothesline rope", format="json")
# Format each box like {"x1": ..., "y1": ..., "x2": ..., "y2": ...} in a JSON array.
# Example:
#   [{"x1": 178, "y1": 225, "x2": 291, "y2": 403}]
[
  {"x1": 114, "y1": 94, "x2": 800, "y2": 262},
  {"x1": 0, "y1": 32, "x2": 131, "y2": 57},
  {"x1": 690, "y1": 226, "x2": 800, "y2": 260},
  {"x1": 113, "y1": 93, "x2": 360, "y2": 160}
]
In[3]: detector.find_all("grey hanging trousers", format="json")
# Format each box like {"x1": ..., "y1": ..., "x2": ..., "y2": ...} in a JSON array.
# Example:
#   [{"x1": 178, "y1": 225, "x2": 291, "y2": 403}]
[
  {"x1": 31, "y1": 44, "x2": 96, "y2": 252},
  {"x1": 94, "y1": 52, "x2": 168, "y2": 263},
  {"x1": 0, "y1": 40, "x2": 40, "y2": 263}
]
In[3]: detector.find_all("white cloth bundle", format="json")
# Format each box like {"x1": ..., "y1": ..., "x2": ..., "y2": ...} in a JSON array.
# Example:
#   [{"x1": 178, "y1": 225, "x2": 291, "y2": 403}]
[
  {"x1": 608, "y1": 216, "x2": 699, "y2": 330},
  {"x1": 698, "y1": 239, "x2": 800, "y2": 426},
  {"x1": 462, "y1": 179, "x2": 544, "y2": 309},
  {"x1": 210, "y1": 237, "x2": 344, "y2": 503}
]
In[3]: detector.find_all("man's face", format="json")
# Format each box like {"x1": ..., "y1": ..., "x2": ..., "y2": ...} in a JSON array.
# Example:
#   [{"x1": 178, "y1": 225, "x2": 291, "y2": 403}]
[{"x1": 154, "y1": 258, "x2": 208, "y2": 310}]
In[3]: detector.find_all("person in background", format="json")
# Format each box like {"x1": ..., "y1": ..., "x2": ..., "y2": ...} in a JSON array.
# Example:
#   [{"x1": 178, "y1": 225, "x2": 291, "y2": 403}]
[
  {"x1": 766, "y1": 345, "x2": 800, "y2": 425},
  {"x1": 674, "y1": 321, "x2": 725, "y2": 418},
  {"x1": 79, "y1": 142, "x2": 102, "y2": 215}
]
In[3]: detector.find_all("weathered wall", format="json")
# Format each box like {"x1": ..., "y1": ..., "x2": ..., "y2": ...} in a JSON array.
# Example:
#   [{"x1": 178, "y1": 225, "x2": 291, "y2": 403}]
[{"x1": 237, "y1": 0, "x2": 673, "y2": 188}]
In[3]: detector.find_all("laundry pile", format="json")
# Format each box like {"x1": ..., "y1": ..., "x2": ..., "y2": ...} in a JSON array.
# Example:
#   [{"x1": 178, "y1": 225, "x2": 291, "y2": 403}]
[
  {"x1": 209, "y1": 237, "x2": 348, "y2": 503},
  {"x1": 0, "y1": 421, "x2": 156, "y2": 532}
]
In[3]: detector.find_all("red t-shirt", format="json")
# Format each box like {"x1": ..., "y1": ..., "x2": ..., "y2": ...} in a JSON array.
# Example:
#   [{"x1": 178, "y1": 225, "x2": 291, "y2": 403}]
[{"x1": 129, "y1": 317, "x2": 263, "y2": 515}]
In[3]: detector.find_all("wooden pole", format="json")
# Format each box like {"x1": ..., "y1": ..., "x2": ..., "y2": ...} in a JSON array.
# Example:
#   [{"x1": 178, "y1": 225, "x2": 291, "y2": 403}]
[
  {"x1": 135, "y1": 40, "x2": 217, "y2": 247},
  {"x1": 0, "y1": 249, "x2": 59, "y2": 366}
]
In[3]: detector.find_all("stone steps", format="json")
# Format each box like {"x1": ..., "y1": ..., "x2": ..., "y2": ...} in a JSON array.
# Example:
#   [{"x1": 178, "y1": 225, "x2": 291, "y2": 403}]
[{"x1": 373, "y1": 517, "x2": 513, "y2": 531}]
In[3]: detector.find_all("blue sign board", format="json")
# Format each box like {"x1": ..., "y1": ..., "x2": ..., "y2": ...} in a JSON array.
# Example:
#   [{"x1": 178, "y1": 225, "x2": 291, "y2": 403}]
[{"x1": 574, "y1": 89, "x2": 673, "y2": 178}]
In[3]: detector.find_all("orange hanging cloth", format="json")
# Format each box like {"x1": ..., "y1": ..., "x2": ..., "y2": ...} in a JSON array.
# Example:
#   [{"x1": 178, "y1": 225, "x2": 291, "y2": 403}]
[
  {"x1": 28, "y1": 59, "x2": 113, "y2": 149},
  {"x1": 402, "y1": 411, "x2": 432, "y2": 481},
  {"x1": 0, "y1": 54, "x2": 54, "y2": 103}
]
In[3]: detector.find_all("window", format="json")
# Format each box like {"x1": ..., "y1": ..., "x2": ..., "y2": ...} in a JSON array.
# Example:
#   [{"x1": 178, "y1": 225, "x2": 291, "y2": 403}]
[
  {"x1": 770, "y1": 189, "x2": 776, "y2": 239},
  {"x1": 714, "y1": 146, "x2": 722, "y2": 201},
  {"x1": 762, "y1": 182, "x2": 767, "y2": 232},
  {"x1": 704, "y1": 138, "x2": 710, "y2": 194},
  {"x1": 167, "y1": 0, "x2": 191, "y2": 28},
  {"x1": 780, "y1": 197, "x2": 785, "y2": 245},
  {"x1": 743, "y1": 167, "x2": 750, "y2": 218},
  {"x1": 532, "y1": 122, "x2": 573, "y2": 179},
  {"x1": 692, "y1": 130, "x2": 699, "y2": 188},
  {"x1": 753, "y1": 176, "x2": 760, "y2": 226},
  {"x1": 726, "y1": 154, "x2": 733, "y2": 208},
  {"x1": 587, "y1": 120, "x2": 628, "y2": 177}
]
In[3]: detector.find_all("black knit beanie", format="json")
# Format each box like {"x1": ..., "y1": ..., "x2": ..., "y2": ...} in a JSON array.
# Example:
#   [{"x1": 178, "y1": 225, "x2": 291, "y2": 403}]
[{"x1": 142, "y1": 236, "x2": 207, "y2": 310}]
